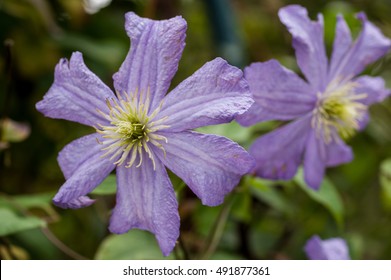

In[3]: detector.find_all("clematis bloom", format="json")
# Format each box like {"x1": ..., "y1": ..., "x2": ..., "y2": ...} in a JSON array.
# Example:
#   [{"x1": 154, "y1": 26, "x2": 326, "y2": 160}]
[
  {"x1": 237, "y1": 5, "x2": 391, "y2": 189},
  {"x1": 36, "y1": 13, "x2": 254, "y2": 256},
  {"x1": 304, "y1": 235, "x2": 350, "y2": 260}
]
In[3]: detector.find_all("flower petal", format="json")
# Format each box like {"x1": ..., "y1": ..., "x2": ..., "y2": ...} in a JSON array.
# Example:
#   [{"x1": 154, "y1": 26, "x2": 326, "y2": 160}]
[
  {"x1": 278, "y1": 5, "x2": 328, "y2": 91},
  {"x1": 329, "y1": 15, "x2": 353, "y2": 79},
  {"x1": 58, "y1": 133, "x2": 104, "y2": 179},
  {"x1": 156, "y1": 58, "x2": 252, "y2": 132},
  {"x1": 36, "y1": 52, "x2": 114, "y2": 127},
  {"x1": 354, "y1": 75, "x2": 391, "y2": 106},
  {"x1": 330, "y1": 13, "x2": 391, "y2": 81},
  {"x1": 155, "y1": 131, "x2": 254, "y2": 206},
  {"x1": 304, "y1": 132, "x2": 353, "y2": 189},
  {"x1": 305, "y1": 235, "x2": 350, "y2": 260},
  {"x1": 53, "y1": 134, "x2": 115, "y2": 209},
  {"x1": 303, "y1": 130, "x2": 326, "y2": 190},
  {"x1": 250, "y1": 115, "x2": 311, "y2": 181},
  {"x1": 109, "y1": 153, "x2": 179, "y2": 257},
  {"x1": 236, "y1": 60, "x2": 316, "y2": 126},
  {"x1": 113, "y1": 12, "x2": 187, "y2": 112},
  {"x1": 325, "y1": 138, "x2": 353, "y2": 167}
]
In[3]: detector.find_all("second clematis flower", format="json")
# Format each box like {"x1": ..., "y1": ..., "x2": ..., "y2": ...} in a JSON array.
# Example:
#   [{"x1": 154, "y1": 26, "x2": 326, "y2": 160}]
[
  {"x1": 36, "y1": 13, "x2": 254, "y2": 256},
  {"x1": 237, "y1": 5, "x2": 391, "y2": 189},
  {"x1": 304, "y1": 235, "x2": 350, "y2": 260}
]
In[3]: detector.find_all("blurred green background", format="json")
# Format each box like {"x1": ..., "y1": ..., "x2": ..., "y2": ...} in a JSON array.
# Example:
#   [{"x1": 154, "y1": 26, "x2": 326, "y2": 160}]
[{"x1": 1, "y1": 0, "x2": 391, "y2": 260}]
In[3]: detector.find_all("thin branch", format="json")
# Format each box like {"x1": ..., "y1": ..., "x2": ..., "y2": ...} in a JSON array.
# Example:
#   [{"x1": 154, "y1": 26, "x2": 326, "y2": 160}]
[
  {"x1": 41, "y1": 227, "x2": 88, "y2": 260},
  {"x1": 201, "y1": 195, "x2": 234, "y2": 260}
]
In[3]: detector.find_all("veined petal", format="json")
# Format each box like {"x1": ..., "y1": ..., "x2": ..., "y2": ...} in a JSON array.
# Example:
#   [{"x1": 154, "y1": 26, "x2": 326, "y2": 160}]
[
  {"x1": 304, "y1": 130, "x2": 353, "y2": 189},
  {"x1": 329, "y1": 15, "x2": 353, "y2": 79},
  {"x1": 354, "y1": 75, "x2": 391, "y2": 106},
  {"x1": 236, "y1": 60, "x2": 316, "y2": 126},
  {"x1": 36, "y1": 52, "x2": 115, "y2": 127},
  {"x1": 250, "y1": 115, "x2": 311, "y2": 181},
  {"x1": 53, "y1": 135, "x2": 115, "y2": 209},
  {"x1": 154, "y1": 131, "x2": 254, "y2": 206},
  {"x1": 156, "y1": 58, "x2": 252, "y2": 132},
  {"x1": 305, "y1": 235, "x2": 350, "y2": 260},
  {"x1": 303, "y1": 130, "x2": 326, "y2": 190},
  {"x1": 279, "y1": 5, "x2": 328, "y2": 91},
  {"x1": 113, "y1": 12, "x2": 187, "y2": 112},
  {"x1": 59, "y1": 196, "x2": 95, "y2": 209},
  {"x1": 330, "y1": 13, "x2": 391, "y2": 81},
  {"x1": 109, "y1": 153, "x2": 179, "y2": 257},
  {"x1": 58, "y1": 133, "x2": 105, "y2": 179}
]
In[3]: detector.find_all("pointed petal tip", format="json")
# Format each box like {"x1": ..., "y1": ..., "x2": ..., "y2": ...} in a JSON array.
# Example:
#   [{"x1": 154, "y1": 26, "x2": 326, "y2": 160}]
[
  {"x1": 278, "y1": 4, "x2": 306, "y2": 17},
  {"x1": 53, "y1": 195, "x2": 95, "y2": 209}
]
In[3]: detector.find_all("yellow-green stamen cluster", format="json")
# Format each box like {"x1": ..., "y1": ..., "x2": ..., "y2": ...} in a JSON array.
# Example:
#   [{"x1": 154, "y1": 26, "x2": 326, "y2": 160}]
[
  {"x1": 312, "y1": 80, "x2": 367, "y2": 143},
  {"x1": 96, "y1": 89, "x2": 169, "y2": 169}
]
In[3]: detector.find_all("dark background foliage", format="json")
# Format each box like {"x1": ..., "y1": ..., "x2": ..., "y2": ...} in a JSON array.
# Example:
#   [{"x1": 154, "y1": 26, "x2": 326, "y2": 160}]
[{"x1": 1, "y1": 0, "x2": 391, "y2": 260}]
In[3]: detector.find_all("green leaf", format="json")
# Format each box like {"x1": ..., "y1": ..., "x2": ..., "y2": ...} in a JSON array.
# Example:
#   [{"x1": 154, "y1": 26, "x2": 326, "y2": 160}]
[
  {"x1": 3, "y1": 192, "x2": 54, "y2": 209},
  {"x1": 91, "y1": 174, "x2": 116, "y2": 195},
  {"x1": 0, "y1": 208, "x2": 46, "y2": 236},
  {"x1": 245, "y1": 176, "x2": 294, "y2": 215},
  {"x1": 0, "y1": 192, "x2": 57, "y2": 219},
  {"x1": 196, "y1": 121, "x2": 252, "y2": 144},
  {"x1": 95, "y1": 230, "x2": 174, "y2": 260},
  {"x1": 379, "y1": 158, "x2": 391, "y2": 211},
  {"x1": 231, "y1": 189, "x2": 252, "y2": 223},
  {"x1": 294, "y1": 169, "x2": 344, "y2": 228}
]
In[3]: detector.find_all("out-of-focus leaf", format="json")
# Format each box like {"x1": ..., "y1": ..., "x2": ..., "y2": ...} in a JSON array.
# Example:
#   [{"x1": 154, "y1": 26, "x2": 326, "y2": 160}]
[
  {"x1": 196, "y1": 121, "x2": 252, "y2": 144},
  {"x1": 0, "y1": 208, "x2": 46, "y2": 236},
  {"x1": 2, "y1": 192, "x2": 54, "y2": 209},
  {"x1": 245, "y1": 176, "x2": 294, "y2": 216},
  {"x1": 379, "y1": 158, "x2": 391, "y2": 211},
  {"x1": 91, "y1": 174, "x2": 116, "y2": 195},
  {"x1": 231, "y1": 189, "x2": 252, "y2": 223},
  {"x1": 196, "y1": 121, "x2": 276, "y2": 148},
  {"x1": 0, "y1": 118, "x2": 30, "y2": 143},
  {"x1": 0, "y1": 192, "x2": 56, "y2": 219},
  {"x1": 211, "y1": 251, "x2": 243, "y2": 260},
  {"x1": 55, "y1": 33, "x2": 126, "y2": 69},
  {"x1": 294, "y1": 169, "x2": 344, "y2": 228},
  {"x1": 95, "y1": 230, "x2": 173, "y2": 259}
]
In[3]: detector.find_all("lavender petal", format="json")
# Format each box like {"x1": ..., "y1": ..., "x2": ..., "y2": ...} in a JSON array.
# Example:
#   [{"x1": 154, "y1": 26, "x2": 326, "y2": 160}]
[
  {"x1": 53, "y1": 134, "x2": 115, "y2": 209},
  {"x1": 329, "y1": 12, "x2": 391, "y2": 81},
  {"x1": 236, "y1": 60, "x2": 316, "y2": 126},
  {"x1": 113, "y1": 12, "x2": 187, "y2": 112},
  {"x1": 36, "y1": 52, "x2": 114, "y2": 127},
  {"x1": 154, "y1": 131, "x2": 255, "y2": 206},
  {"x1": 279, "y1": 5, "x2": 328, "y2": 91},
  {"x1": 109, "y1": 153, "x2": 179, "y2": 257},
  {"x1": 354, "y1": 75, "x2": 391, "y2": 106},
  {"x1": 305, "y1": 235, "x2": 350, "y2": 260},
  {"x1": 157, "y1": 58, "x2": 252, "y2": 132},
  {"x1": 250, "y1": 115, "x2": 311, "y2": 181}
]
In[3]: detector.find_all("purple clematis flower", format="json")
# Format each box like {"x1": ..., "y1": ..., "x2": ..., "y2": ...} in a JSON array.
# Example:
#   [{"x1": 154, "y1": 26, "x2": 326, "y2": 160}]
[
  {"x1": 36, "y1": 13, "x2": 254, "y2": 256},
  {"x1": 237, "y1": 5, "x2": 391, "y2": 189},
  {"x1": 304, "y1": 235, "x2": 350, "y2": 260}
]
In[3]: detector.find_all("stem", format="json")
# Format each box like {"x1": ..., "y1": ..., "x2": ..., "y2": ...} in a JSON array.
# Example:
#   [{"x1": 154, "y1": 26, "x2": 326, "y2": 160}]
[
  {"x1": 41, "y1": 227, "x2": 88, "y2": 260},
  {"x1": 0, "y1": 39, "x2": 14, "y2": 142},
  {"x1": 179, "y1": 234, "x2": 191, "y2": 260},
  {"x1": 201, "y1": 195, "x2": 234, "y2": 260}
]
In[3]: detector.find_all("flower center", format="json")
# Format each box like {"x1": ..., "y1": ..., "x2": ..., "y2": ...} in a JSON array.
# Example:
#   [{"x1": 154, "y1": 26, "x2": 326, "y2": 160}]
[
  {"x1": 312, "y1": 80, "x2": 367, "y2": 143},
  {"x1": 95, "y1": 89, "x2": 168, "y2": 169},
  {"x1": 116, "y1": 120, "x2": 145, "y2": 141}
]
